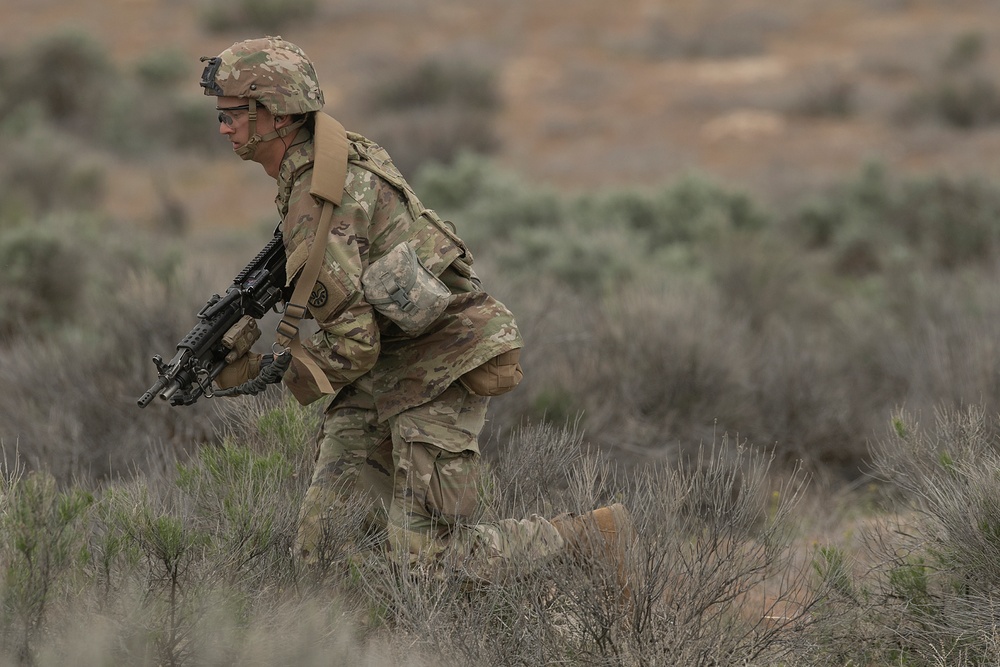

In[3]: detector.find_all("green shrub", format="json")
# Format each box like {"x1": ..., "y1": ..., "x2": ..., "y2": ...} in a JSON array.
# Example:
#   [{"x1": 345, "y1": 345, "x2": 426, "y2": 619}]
[
  {"x1": 11, "y1": 31, "x2": 113, "y2": 132},
  {"x1": 367, "y1": 59, "x2": 499, "y2": 112},
  {"x1": 943, "y1": 31, "x2": 986, "y2": 71},
  {"x1": 417, "y1": 157, "x2": 766, "y2": 291},
  {"x1": 414, "y1": 151, "x2": 502, "y2": 211},
  {"x1": 200, "y1": 0, "x2": 318, "y2": 32},
  {"x1": 0, "y1": 217, "x2": 89, "y2": 336},
  {"x1": 813, "y1": 545, "x2": 857, "y2": 601},
  {"x1": 362, "y1": 58, "x2": 502, "y2": 176},
  {"x1": 99, "y1": 44, "x2": 221, "y2": 156},
  {"x1": 0, "y1": 470, "x2": 94, "y2": 663},
  {"x1": 897, "y1": 31, "x2": 1000, "y2": 129},
  {"x1": 576, "y1": 174, "x2": 768, "y2": 248},
  {"x1": 787, "y1": 162, "x2": 1000, "y2": 271},
  {"x1": 887, "y1": 559, "x2": 935, "y2": 618},
  {"x1": 110, "y1": 486, "x2": 213, "y2": 665},
  {"x1": 174, "y1": 441, "x2": 299, "y2": 588},
  {"x1": 0, "y1": 33, "x2": 218, "y2": 157},
  {"x1": 215, "y1": 393, "x2": 323, "y2": 483},
  {"x1": 893, "y1": 175, "x2": 1000, "y2": 268},
  {"x1": 134, "y1": 48, "x2": 188, "y2": 87},
  {"x1": 416, "y1": 153, "x2": 563, "y2": 246},
  {"x1": 905, "y1": 75, "x2": 1000, "y2": 129},
  {"x1": 102, "y1": 85, "x2": 225, "y2": 156},
  {"x1": 502, "y1": 221, "x2": 634, "y2": 294},
  {"x1": 0, "y1": 129, "x2": 105, "y2": 224}
]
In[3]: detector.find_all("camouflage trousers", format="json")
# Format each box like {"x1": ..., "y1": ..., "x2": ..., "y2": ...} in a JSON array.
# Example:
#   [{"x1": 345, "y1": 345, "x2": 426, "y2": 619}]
[{"x1": 294, "y1": 379, "x2": 564, "y2": 582}]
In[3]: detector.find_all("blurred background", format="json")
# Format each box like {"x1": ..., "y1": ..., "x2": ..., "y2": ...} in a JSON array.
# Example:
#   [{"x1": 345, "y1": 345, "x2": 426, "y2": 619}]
[{"x1": 4, "y1": 0, "x2": 1000, "y2": 487}]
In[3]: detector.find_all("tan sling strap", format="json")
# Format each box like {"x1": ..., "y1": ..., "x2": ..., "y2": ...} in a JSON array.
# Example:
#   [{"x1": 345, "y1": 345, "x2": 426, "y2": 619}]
[{"x1": 273, "y1": 112, "x2": 350, "y2": 395}]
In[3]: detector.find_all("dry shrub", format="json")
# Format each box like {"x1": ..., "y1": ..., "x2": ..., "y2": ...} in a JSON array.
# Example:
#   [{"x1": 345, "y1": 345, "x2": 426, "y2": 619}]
[
  {"x1": 0, "y1": 389, "x2": 833, "y2": 666},
  {"x1": 0, "y1": 420, "x2": 379, "y2": 667},
  {"x1": 0, "y1": 226, "x2": 218, "y2": 483},
  {"x1": 352, "y1": 426, "x2": 824, "y2": 667},
  {"x1": 618, "y1": 440, "x2": 821, "y2": 666},
  {"x1": 491, "y1": 271, "x2": 869, "y2": 477},
  {"x1": 806, "y1": 405, "x2": 1000, "y2": 666}
]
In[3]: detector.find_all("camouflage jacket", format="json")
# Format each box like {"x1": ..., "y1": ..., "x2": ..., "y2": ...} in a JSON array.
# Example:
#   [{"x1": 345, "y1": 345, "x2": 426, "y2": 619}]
[{"x1": 275, "y1": 113, "x2": 522, "y2": 420}]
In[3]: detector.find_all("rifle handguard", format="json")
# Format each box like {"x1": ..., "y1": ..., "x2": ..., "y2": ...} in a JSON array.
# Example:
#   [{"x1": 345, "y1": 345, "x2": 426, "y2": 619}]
[
  {"x1": 137, "y1": 227, "x2": 287, "y2": 408},
  {"x1": 213, "y1": 349, "x2": 292, "y2": 397}
]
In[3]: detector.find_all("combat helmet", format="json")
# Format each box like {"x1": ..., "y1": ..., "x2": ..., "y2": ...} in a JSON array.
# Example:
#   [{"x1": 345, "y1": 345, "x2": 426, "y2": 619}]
[{"x1": 200, "y1": 36, "x2": 324, "y2": 159}]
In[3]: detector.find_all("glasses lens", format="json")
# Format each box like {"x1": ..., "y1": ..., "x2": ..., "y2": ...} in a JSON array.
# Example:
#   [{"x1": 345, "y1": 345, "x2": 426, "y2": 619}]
[{"x1": 216, "y1": 105, "x2": 250, "y2": 127}]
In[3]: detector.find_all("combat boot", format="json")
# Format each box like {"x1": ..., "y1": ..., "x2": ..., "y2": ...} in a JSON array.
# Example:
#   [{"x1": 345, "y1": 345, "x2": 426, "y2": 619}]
[{"x1": 551, "y1": 503, "x2": 636, "y2": 602}]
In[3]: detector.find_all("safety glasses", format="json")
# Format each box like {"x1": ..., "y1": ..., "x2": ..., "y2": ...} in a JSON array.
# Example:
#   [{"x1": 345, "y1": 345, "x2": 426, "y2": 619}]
[{"x1": 217, "y1": 104, "x2": 251, "y2": 127}]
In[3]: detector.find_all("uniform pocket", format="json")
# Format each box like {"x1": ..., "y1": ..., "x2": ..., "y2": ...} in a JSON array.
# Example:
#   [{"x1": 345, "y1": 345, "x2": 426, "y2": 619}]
[
  {"x1": 427, "y1": 446, "x2": 479, "y2": 523},
  {"x1": 392, "y1": 384, "x2": 488, "y2": 527}
]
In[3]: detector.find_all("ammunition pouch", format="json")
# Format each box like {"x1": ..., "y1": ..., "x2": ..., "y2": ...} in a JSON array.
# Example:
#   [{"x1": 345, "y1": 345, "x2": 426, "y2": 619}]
[
  {"x1": 459, "y1": 348, "x2": 524, "y2": 397},
  {"x1": 362, "y1": 241, "x2": 451, "y2": 336}
]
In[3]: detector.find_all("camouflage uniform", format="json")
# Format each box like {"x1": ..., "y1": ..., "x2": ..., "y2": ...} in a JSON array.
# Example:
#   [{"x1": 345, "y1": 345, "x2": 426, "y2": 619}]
[
  {"x1": 201, "y1": 37, "x2": 564, "y2": 580},
  {"x1": 280, "y1": 127, "x2": 563, "y2": 578}
]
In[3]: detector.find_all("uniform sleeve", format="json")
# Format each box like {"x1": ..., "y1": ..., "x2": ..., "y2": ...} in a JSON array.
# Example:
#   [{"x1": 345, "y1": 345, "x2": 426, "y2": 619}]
[{"x1": 281, "y1": 173, "x2": 380, "y2": 400}]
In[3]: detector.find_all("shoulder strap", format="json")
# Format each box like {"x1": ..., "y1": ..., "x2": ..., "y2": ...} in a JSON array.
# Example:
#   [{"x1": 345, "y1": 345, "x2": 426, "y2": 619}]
[
  {"x1": 274, "y1": 201, "x2": 336, "y2": 395},
  {"x1": 310, "y1": 113, "x2": 349, "y2": 205},
  {"x1": 272, "y1": 113, "x2": 351, "y2": 396}
]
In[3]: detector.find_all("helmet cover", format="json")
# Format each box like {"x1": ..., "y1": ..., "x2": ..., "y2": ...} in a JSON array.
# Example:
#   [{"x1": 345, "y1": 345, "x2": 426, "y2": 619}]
[{"x1": 200, "y1": 35, "x2": 324, "y2": 115}]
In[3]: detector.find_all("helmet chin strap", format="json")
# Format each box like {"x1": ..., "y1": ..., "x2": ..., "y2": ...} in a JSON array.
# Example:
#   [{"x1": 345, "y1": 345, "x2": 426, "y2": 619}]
[{"x1": 235, "y1": 98, "x2": 306, "y2": 161}]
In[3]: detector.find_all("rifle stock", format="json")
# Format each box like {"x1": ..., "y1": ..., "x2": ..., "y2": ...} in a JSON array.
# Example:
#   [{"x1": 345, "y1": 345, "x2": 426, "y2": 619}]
[{"x1": 137, "y1": 230, "x2": 287, "y2": 408}]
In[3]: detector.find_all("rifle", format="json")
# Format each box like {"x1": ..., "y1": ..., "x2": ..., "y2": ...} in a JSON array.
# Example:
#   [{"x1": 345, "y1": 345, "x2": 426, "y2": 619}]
[{"x1": 137, "y1": 229, "x2": 287, "y2": 408}]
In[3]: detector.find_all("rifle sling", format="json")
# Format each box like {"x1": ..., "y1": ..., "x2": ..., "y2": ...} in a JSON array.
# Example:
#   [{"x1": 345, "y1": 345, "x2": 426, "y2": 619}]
[
  {"x1": 274, "y1": 113, "x2": 350, "y2": 396},
  {"x1": 275, "y1": 200, "x2": 336, "y2": 395}
]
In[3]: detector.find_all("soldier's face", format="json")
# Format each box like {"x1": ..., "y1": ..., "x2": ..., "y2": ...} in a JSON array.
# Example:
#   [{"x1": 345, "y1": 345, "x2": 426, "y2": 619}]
[{"x1": 216, "y1": 96, "x2": 275, "y2": 153}]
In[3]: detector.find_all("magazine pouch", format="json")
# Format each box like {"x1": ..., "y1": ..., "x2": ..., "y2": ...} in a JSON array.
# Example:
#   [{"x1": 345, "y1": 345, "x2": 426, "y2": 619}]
[{"x1": 362, "y1": 241, "x2": 451, "y2": 336}]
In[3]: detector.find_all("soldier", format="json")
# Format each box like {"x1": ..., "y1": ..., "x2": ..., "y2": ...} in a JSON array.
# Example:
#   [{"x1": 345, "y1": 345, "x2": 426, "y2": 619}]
[{"x1": 199, "y1": 36, "x2": 632, "y2": 583}]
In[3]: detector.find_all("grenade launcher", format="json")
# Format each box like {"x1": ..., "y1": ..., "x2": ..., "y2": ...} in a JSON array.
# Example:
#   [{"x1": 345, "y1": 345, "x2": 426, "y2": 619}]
[{"x1": 137, "y1": 229, "x2": 287, "y2": 408}]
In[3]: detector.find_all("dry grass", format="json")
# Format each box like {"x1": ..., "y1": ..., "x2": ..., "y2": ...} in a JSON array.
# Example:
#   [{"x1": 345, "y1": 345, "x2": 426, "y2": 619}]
[{"x1": 0, "y1": 403, "x2": 836, "y2": 666}]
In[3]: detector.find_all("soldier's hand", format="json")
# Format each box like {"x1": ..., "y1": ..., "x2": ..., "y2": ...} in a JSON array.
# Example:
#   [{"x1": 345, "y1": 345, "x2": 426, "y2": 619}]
[{"x1": 215, "y1": 352, "x2": 263, "y2": 389}]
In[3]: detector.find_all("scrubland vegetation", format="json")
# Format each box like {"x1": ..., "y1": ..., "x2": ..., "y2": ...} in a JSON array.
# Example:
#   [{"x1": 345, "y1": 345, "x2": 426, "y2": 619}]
[{"x1": 5, "y1": 16, "x2": 1000, "y2": 665}]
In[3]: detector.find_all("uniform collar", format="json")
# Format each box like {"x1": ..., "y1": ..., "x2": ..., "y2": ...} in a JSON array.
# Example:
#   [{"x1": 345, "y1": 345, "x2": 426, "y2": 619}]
[{"x1": 275, "y1": 128, "x2": 315, "y2": 217}]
